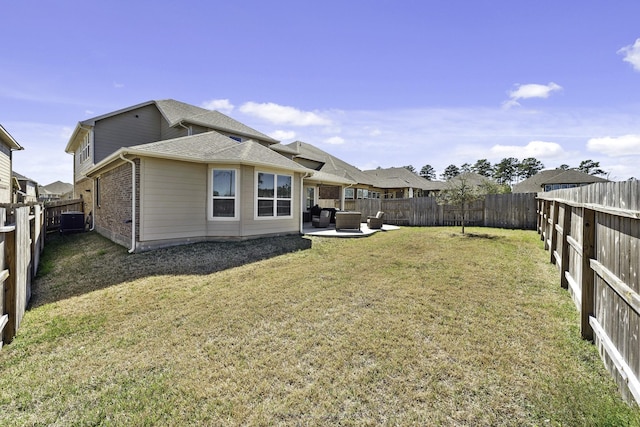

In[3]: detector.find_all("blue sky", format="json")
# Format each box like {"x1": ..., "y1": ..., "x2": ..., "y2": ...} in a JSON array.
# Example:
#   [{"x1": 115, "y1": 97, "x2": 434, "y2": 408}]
[{"x1": 2, "y1": 0, "x2": 640, "y2": 185}]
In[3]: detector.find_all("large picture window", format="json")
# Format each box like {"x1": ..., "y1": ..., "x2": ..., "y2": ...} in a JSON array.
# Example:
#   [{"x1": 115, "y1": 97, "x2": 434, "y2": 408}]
[
  {"x1": 257, "y1": 172, "x2": 292, "y2": 217},
  {"x1": 211, "y1": 169, "x2": 238, "y2": 219}
]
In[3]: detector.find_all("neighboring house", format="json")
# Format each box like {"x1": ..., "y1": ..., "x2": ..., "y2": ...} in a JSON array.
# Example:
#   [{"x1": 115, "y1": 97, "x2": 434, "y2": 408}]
[
  {"x1": 0, "y1": 125, "x2": 24, "y2": 203},
  {"x1": 38, "y1": 181, "x2": 74, "y2": 202},
  {"x1": 363, "y1": 167, "x2": 445, "y2": 198},
  {"x1": 65, "y1": 100, "x2": 312, "y2": 252},
  {"x1": 286, "y1": 141, "x2": 379, "y2": 207},
  {"x1": 513, "y1": 169, "x2": 609, "y2": 193},
  {"x1": 12, "y1": 172, "x2": 38, "y2": 203}
]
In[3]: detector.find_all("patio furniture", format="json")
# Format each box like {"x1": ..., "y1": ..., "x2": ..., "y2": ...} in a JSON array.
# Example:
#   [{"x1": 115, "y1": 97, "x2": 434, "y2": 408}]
[
  {"x1": 312, "y1": 209, "x2": 331, "y2": 228},
  {"x1": 367, "y1": 211, "x2": 385, "y2": 229},
  {"x1": 335, "y1": 211, "x2": 362, "y2": 231}
]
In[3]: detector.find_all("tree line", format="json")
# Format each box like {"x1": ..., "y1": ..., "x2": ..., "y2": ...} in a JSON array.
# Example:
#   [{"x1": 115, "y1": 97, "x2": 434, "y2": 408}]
[{"x1": 401, "y1": 158, "x2": 608, "y2": 185}]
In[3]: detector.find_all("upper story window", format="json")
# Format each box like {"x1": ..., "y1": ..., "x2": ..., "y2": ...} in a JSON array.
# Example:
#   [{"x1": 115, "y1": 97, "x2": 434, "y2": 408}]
[
  {"x1": 256, "y1": 172, "x2": 292, "y2": 218},
  {"x1": 79, "y1": 133, "x2": 91, "y2": 163},
  {"x1": 228, "y1": 135, "x2": 242, "y2": 142}
]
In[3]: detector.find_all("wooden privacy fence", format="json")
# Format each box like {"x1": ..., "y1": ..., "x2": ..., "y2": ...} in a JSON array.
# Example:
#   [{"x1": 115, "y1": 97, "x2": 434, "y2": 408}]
[
  {"x1": 0, "y1": 205, "x2": 44, "y2": 348},
  {"x1": 344, "y1": 193, "x2": 537, "y2": 229},
  {"x1": 538, "y1": 180, "x2": 640, "y2": 405},
  {"x1": 43, "y1": 198, "x2": 84, "y2": 232}
]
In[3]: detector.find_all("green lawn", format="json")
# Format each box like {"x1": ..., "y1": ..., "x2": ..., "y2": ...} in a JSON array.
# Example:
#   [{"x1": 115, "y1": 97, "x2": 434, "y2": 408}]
[{"x1": 1, "y1": 227, "x2": 638, "y2": 426}]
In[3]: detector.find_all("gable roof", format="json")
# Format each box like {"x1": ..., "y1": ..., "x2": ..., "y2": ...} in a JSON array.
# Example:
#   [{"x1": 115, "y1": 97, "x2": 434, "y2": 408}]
[
  {"x1": 87, "y1": 131, "x2": 309, "y2": 176},
  {"x1": 12, "y1": 171, "x2": 37, "y2": 183},
  {"x1": 286, "y1": 141, "x2": 376, "y2": 186},
  {"x1": 42, "y1": 181, "x2": 73, "y2": 195},
  {"x1": 154, "y1": 99, "x2": 278, "y2": 144},
  {"x1": 363, "y1": 167, "x2": 441, "y2": 190},
  {"x1": 447, "y1": 172, "x2": 494, "y2": 187},
  {"x1": 0, "y1": 124, "x2": 23, "y2": 151},
  {"x1": 513, "y1": 169, "x2": 609, "y2": 193},
  {"x1": 67, "y1": 99, "x2": 278, "y2": 153}
]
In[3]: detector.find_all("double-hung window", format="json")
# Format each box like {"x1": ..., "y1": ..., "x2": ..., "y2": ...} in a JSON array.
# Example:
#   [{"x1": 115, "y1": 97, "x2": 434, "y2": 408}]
[
  {"x1": 211, "y1": 168, "x2": 238, "y2": 219},
  {"x1": 257, "y1": 172, "x2": 292, "y2": 218}
]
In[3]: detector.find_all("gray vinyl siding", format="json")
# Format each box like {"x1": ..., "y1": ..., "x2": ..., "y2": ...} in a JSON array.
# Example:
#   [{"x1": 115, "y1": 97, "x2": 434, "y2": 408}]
[
  {"x1": 160, "y1": 119, "x2": 188, "y2": 141},
  {"x1": 94, "y1": 104, "x2": 162, "y2": 163},
  {"x1": 139, "y1": 158, "x2": 207, "y2": 242},
  {"x1": 0, "y1": 143, "x2": 11, "y2": 203}
]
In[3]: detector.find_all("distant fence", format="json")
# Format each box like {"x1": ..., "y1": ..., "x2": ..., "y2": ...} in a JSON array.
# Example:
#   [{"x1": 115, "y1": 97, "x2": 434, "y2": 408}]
[
  {"x1": 0, "y1": 205, "x2": 45, "y2": 348},
  {"x1": 538, "y1": 181, "x2": 640, "y2": 405},
  {"x1": 335, "y1": 193, "x2": 537, "y2": 229},
  {"x1": 43, "y1": 199, "x2": 84, "y2": 232}
]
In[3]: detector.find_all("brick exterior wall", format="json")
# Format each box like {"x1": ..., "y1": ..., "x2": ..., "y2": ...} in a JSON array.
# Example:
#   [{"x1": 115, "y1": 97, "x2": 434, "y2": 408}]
[{"x1": 94, "y1": 159, "x2": 140, "y2": 249}]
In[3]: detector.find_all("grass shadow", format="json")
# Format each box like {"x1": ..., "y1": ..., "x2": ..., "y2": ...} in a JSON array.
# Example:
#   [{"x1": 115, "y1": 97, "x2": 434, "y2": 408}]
[
  {"x1": 449, "y1": 232, "x2": 505, "y2": 240},
  {"x1": 30, "y1": 231, "x2": 312, "y2": 308}
]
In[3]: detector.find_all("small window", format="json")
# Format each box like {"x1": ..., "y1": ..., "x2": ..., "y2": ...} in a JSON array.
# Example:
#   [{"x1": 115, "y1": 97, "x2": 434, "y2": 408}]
[
  {"x1": 229, "y1": 135, "x2": 242, "y2": 142},
  {"x1": 256, "y1": 172, "x2": 292, "y2": 218},
  {"x1": 211, "y1": 169, "x2": 238, "y2": 219},
  {"x1": 344, "y1": 188, "x2": 354, "y2": 199}
]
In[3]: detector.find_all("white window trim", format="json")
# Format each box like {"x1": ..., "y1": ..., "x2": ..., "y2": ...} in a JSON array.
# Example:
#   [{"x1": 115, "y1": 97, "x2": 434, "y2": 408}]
[
  {"x1": 254, "y1": 170, "x2": 294, "y2": 220},
  {"x1": 78, "y1": 132, "x2": 92, "y2": 164},
  {"x1": 209, "y1": 167, "x2": 240, "y2": 221}
]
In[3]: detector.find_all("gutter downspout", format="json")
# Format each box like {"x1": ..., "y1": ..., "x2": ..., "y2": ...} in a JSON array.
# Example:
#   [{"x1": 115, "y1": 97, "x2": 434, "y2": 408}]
[
  {"x1": 120, "y1": 153, "x2": 136, "y2": 253},
  {"x1": 300, "y1": 172, "x2": 311, "y2": 233},
  {"x1": 177, "y1": 121, "x2": 192, "y2": 136},
  {"x1": 89, "y1": 178, "x2": 96, "y2": 231},
  {"x1": 342, "y1": 183, "x2": 354, "y2": 211}
]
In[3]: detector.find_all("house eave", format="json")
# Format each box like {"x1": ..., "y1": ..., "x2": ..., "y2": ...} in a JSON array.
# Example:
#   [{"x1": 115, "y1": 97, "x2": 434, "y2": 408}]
[
  {"x1": 0, "y1": 125, "x2": 23, "y2": 151},
  {"x1": 85, "y1": 148, "x2": 313, "y2": 177}
]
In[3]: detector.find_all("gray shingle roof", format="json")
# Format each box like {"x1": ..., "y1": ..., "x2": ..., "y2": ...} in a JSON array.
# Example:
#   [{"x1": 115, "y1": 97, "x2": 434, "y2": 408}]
[
  {"x1": 513, "y1": 169, "x2": 609, "y2": 193},
  {"x1": 42, "y1": 181, "x2": 73, "y2": 195},
  {"x1": 100, "y1": 131, "x2": 308, "y2": 173},
  {"x1": 363, "y1": 167, "x2": 440, "y2": 190},
  {"x1": 155, "y1": 99, "x2": 278, "y2": 143},
  {"x1": 75, "y1": 99, "x2": 279, "y2": 151},
  {"x1": 286, "y1": 141, "x2": 376, "y2": 185}
]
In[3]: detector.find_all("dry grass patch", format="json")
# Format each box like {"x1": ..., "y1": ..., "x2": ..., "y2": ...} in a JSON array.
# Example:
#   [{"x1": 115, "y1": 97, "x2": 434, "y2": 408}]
[{"x1": 1, "y1": 228, "x2": 638, "y2": 426}]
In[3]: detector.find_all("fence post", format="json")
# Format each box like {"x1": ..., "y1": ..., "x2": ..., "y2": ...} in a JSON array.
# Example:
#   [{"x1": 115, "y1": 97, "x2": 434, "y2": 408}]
[{"x1": 581, "y1": 207, "x2": 596, "y2": 341}]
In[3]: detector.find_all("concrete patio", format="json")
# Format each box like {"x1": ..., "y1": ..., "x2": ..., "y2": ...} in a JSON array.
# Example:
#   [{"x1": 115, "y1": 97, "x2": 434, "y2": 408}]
[{"x1": 303, "y1": 222, "x2": 400, "y2": 238}]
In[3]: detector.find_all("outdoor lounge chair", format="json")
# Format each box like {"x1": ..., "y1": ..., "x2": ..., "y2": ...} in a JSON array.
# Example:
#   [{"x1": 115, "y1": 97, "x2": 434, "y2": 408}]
[
  {"x1": 312, "y1": 209, "x2": 331, "y2": 228},
  {"x1": 335, "y1": 211, "x2": 362, "y2": 231},
  {"x1": 367, "y1": 211, "x2": 385, "y2": 229}
]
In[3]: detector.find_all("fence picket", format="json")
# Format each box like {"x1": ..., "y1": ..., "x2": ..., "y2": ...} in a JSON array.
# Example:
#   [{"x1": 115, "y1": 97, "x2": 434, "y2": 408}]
[{"x1": 538, "y1": 181, "x2": 640, "y2": 406}]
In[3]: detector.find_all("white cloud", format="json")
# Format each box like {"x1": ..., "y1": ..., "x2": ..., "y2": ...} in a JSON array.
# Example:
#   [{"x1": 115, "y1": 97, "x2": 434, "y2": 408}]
[
  {"x1": 113, "y1": 82, "x2": 124, "y2": 89},
  {"x1": 587, "y1": 134, "x2": 640, "y2": 156},
  {"x1": 324, "y1": 136, "x2": 345, "y2": 145},
  {"x1": 618, "y1": 38, "x2": 640, "y2": 72},
  {"x1": 239, "y1": 102, "x2": 332, "y2": 126},
  {"x1": 201, "y1": 99, "x2": 234, "y2": 114},
  {"x1": 270, "y1": 130, "x2": 296, "y2": 141},
  {"x1": 490, "y1": 140, "x2": 566, "y2": 159},
  {"x1": 369, "y1": 128, "x2": 382, "y2": 137},
  {"x1": 503, "y1": 82, "x2": 562, "y2": 108}
]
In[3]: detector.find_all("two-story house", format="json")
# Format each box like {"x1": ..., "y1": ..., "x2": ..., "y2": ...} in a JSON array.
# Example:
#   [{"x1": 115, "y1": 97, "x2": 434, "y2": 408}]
[{"x1": 65, "y1": 99, "x2": 313, "y2": 252}]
